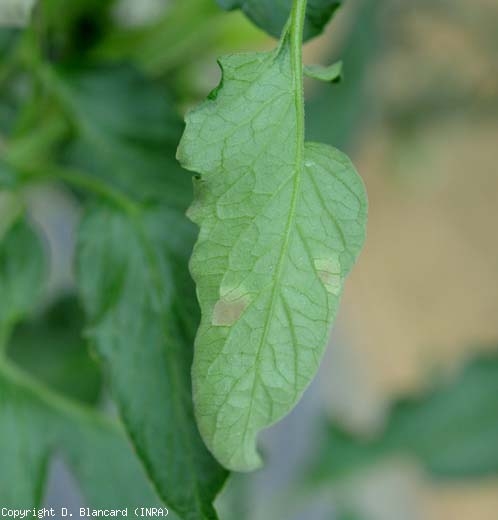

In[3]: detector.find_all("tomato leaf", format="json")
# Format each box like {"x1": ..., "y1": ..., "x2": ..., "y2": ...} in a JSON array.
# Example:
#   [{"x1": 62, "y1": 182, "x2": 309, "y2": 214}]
[
  {"x1": 0, "y1": 217, "x2": 45, "y2": 351},
  {"x1": 47, "y1": 64, "x2": 192, "y2": 210},
  {"x1": 8, "y1": 296, "x2": 103, "y2": 405},
  {"x1": 177, "y1": 4, "x2": 367, "y2": 472},
  {"x1": 0, "y1": 362, "x2": 165, "y2": 510}
]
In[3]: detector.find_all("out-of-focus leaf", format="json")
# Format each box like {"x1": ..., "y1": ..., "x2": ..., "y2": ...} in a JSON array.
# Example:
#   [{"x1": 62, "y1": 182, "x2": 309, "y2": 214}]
[
  {"x1": 8, "y1": 295, "x2": 102, "y2": 404},
  {"x1": 40, "y1": 0, "x2": 113, "y2": 60},
  {"x1": 58, "y1": 65, "x2": 181, "y2": 143},
  {"x1": 0, "y1": 217, "x2": 45, "y2": 350},
  {"x1": 0, "y1": 366, "x2": 53, "y2": 506},
  {"x1": 337, "y1": 510, "x2": 368, "y2": 520},
  {"x1": 77, "y1": 205, "x2": 227, "y2": 520},
  {"x1": 97, "y1": 0, "x2": 220, "y2": 74},
  {"x1": 304, "y1": 61, "x2": 343, "y2": 83},
  {"x1": 0, "y1": 191, "x2": 22, "y2": 237},
  {"x1": 96, "y1": 0, "x2": 267, "y2": 78},
  {"x1": 0, "y1": 361, "x2": 165, "y2": 510},
  {"x1": 61, "y1": 416, "x2": 169, "y2": 512},
  {"x1": 307, "y1": 352, "x2": 498, "y2": 484},
  {"x1": 217, "y1": 0, "x2": 343, "y2": 41},
  {"x1": 0, "y1": 0, "x2": 36, "y2": 27},
  {"x1": 0, "y1": 159, "x2": 19, "y2": 188},
  {"x1": 47, "y1": 64, "x2": 192, "y2": 210}
]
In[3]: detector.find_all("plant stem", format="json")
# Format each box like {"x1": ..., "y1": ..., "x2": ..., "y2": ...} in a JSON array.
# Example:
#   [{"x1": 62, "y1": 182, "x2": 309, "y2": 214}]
[
  {"x1": 290, "y1": 0, "x2": 307, "y2": 154},
  {"x1": 5, "y1": 116, "x2": 69, "y2": 164},
  {"x1": 6, "y1": 158, "x2": 140, "y2": 216}
]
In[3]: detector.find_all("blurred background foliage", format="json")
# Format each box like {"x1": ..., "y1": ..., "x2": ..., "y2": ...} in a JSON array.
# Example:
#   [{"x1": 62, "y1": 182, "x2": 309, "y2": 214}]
[{"x1": 1, "y1": 0, "x2": 498, "y2": 519}]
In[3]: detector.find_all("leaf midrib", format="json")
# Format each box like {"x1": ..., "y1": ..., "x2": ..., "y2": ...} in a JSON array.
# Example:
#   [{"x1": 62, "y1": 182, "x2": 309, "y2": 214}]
[{"x1": 236, "y1": 0, "x2": 307, "y2": 466}]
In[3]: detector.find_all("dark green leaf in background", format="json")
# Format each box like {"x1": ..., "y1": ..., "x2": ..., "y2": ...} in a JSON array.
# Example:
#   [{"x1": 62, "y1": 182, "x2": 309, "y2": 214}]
[
  {"x1": 0, "y1": 366, "x2": 54, "y2": 507},
  {"x1": 8, "y1": 295, "x2": 103, "y2": 404},
  {"x1": 57, "y1": 65, "x2": 192, "y2": 209},
  {"x1": 0, "y1": 160, "x2": 18, "y2": 189},
  {"x1": 217, "y1": 0, "x2": 343, "y2": 40},
  {"x1": 61, "y1": 413, "x2": 168, "y2": 511},
  {"x1": 0, "y1": 218, "x2": 45, "y2": 351},
  {"x1": 77, "y1": 206, "x2": 227, "y2": 520},
  {"x1": 0, "y1": 362, "x2": 165, "y2": 510},
  {"x1": 95, "y1": 0, "x2": 223, "y2": 77},
  {"x1": 49, "y1": 64, "x2": 192, "y2": 210},
  {"x1": 307, "y1": 352, "x2": 498, "y2": 485},
  {"x1": 40, "y1": 0, "x2": 114, "y2": 60}
]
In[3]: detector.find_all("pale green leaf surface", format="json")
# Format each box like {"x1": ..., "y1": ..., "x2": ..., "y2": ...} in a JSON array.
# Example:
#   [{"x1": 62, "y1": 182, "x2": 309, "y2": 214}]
[
  {"x1": 177, "y1": 28, "x2": 367, "y2": 471},
  {"x1": 77, "y1": 206, "x2": 227, "y2": 520},
  {"x1": 0, "y1": 218, "x2": 45, "y2": 350},
  {"x1": 0, "y1": 362, "x2": 164, "y2": 510},
  {"x1": 307, "y1": 352, "x2": 498, "y2": 485},
  {"x1": 304, "y1": 61, "x2": 343, "y2": 83},
  {"x1": 217, "y1": 0, "x2": 342, "y2": 40}
]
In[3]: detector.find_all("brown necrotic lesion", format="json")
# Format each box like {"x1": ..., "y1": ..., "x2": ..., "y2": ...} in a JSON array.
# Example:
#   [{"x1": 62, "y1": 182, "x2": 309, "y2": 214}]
[{"x1": 212, "y1": 298, "x2": 249, "y2": 326}]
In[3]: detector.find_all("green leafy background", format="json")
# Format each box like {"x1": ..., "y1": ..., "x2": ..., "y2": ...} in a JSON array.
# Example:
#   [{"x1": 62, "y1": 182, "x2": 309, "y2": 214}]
[{"x1": 1, "y1": 0, "x2": 498, "y2": 519}]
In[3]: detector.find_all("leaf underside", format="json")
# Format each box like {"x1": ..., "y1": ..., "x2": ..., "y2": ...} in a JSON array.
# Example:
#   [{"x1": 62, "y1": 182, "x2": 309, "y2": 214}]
[
  {"x1": 217, "y1": 0, "x2": 343, "y2": 41},
  {"x1": 177, "y1": 35, "x2": 367, "y2": 471}
]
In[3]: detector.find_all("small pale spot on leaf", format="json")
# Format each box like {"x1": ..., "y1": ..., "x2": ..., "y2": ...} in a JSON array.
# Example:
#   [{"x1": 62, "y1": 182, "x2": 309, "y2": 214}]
[{"x1": 314, "y1": 258, "x2": 342, "y2": 295}]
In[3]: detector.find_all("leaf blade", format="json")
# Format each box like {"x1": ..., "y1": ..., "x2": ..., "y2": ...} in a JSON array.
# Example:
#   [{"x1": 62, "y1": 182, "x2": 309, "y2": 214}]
[
  {"x1": 0, "y1": 217, "x2": 45, "y2": 351},
  {"x1": 8, "y1": 296, "x2": 103, "y2": 404},
  {"x1": 0, "y1": 361, "x2": 165, "y2": 510},
  {"x1": 177, "y1": 34, "x2": 367, "y2": 471}
]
